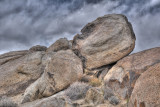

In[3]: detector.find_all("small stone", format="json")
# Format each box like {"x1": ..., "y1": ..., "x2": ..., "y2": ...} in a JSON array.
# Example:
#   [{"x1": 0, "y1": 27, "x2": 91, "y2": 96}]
[{"x1": 72, "y1": 14, "x2": 135, "y2": 70}]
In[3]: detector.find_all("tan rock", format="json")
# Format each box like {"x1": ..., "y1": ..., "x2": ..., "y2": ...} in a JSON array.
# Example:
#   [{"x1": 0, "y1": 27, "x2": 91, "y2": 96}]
[
  {"x1": 22, "y1": 50, "x2": 83, "y2": 103},
  {"x1": 47, "y1": 38, "x2": 71, "y2": 52},
  {"x1": 0, "y1": 51, "x2": 45, "y2": 104},
  {"x1": 104, "y1": 47, "x2": 160, "y2": 100},
  {"x1": 72, "y1": 14, "x2": 135, "y2": 70},
  {"x1": 129, "y1": 63, "x2": 160, "y2": 107},
  {"x1": 0, "y1": 50, "x2": 29, "y2": 65}
]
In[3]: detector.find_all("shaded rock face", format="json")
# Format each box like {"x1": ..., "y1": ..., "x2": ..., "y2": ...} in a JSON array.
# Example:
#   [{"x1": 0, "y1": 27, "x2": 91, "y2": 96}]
[
  {"x1": 29, "y1": 45, "x2": 47, "y2": 52},
  {"x1": 47, "y1": 38, "x2": 71, "y2": 52},
  {"x1": 0, "y1": 51, "x2": 45, "y2": 103},
  {"x1": 22, "y1": 50, "x2": 83, "y2": 103},
  {"x1": 104, "y1": 47, "x2": 160, "y2": 100},
  {"x1": 129, "y1": 63, "x2": 160, "y2": 107},
  {"x1": 72, "y1": 14, "x2": 135, "y2": 70}
]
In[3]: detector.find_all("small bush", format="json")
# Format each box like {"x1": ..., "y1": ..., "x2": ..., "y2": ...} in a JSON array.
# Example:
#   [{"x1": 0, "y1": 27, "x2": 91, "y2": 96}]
[
  {"x1": 89, "y1": 77, "x2": 101, "y2": 87},
  {"x1": 108, "y1": 96, "x2": 120, "y2": 105},
  {"x1": 0, "y1": 96, "x2": 17, "y2": 107},
  {"x1": 65, "y1": 82, "x2": 92, "y2": 101},
  {"x1": 80, "y1": 75, "x2": 102, "y2": 87},
  {"x1": 103, "y1": 85, "x2": 114, "y2": 100}
]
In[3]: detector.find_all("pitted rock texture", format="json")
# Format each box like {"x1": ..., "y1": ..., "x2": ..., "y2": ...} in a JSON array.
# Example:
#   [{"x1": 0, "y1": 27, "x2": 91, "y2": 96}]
[
  {"x1": 22, "y1": 50, "x2": 83, "y2": 103},
  {"x1": 72, "y1": 14, "x2": 135, "y2": 70},
  {"x1": 104, "y1": 47, "x2": 160, "y2": 100},
  {"x1": 129, "y1": 63, "x2": 160, "y2": 107}
]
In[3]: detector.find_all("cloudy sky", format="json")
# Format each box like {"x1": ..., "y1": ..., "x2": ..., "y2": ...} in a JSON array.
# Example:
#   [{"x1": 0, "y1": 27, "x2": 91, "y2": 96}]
[{"x1": 0, "y1": 0, "x2": 160, "y2": 54}]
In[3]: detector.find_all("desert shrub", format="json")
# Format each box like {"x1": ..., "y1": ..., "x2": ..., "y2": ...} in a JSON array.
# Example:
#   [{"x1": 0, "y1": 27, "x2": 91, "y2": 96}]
[
  {"x1": 65, "y1": 82, "x2": 92, "y2": 101},
  {"x1": 0, "y1": 96, "x2": 17, "y2": 107},
  {"x1": 103, "y1": 85, "x2": 114, "y2": 100},
  {"x1": 80, "y1": 75, "x2": 90, "y2": 83},
  {"x1": 108, "y1": 96, "x2": 120, "y2": 105},
  {"x1": 80, "y1": 75, "x2": 102, "y2": 87},
  {"x1": 89, "y1": 77, "x2": 101, "y2": 87}
]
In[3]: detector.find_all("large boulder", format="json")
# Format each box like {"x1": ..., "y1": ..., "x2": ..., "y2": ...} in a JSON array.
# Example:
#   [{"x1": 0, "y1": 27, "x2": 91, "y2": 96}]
[
  {"x1": 47, "y1": 38, "x2": 71, "y2": 52},
  {"x1": 72, "y1": 14, "x2": 135, "y2": 70},
  {"x1": 129, "y1": 63, "x2": 160, "y2": 107},
  {"x1": 0, "y1": 51, "x2": 45, "y2": 104},
  {"x1": 22, "y1": 50, "x2": 83, "y2": 103},
  {"x1": 104, "y1": 47, "x2": 160, "y2": 100}
]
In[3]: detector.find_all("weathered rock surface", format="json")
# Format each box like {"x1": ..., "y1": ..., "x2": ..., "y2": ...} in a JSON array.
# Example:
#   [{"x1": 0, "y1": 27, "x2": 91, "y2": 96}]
[
  {"x1": 0, "y1": 50, "x2": 29, "y2": 65},
  {"x1": 29, "y1": 45, "x2": 47, "y2": 52},
  {"x1": 72, "y1": 14, "x2": 135, "y2": 70},
  {"x1": 0, "y1": 51, "x2": 45, "y2": 104},
  {"x1": 22, "y1": 50, "x2": 83, "y2": 103},
  {"x1": 47, "y1": 38, "x2": 71, "y2": 52},
  {"x1": 129, "y1": 63, "x2": 160, "y2": 107},
  {"x1": 104, "y1": 47, "x2": 160, "y2": 100}
]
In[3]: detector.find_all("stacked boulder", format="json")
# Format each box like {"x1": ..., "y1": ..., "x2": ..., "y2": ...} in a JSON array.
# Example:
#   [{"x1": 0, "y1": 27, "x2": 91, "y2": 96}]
[{"x1": 0, "y1": 14, "x2": 159, "y2": 107}]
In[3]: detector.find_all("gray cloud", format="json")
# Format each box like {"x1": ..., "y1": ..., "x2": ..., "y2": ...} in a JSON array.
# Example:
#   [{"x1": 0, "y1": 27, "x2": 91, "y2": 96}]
[{"x1": 0, "y1": 0, "x2": 160, "y2": 54}]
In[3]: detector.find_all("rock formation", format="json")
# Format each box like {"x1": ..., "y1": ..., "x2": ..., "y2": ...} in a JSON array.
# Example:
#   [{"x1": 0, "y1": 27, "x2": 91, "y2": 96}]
[
  {"x1": 104, "y1": 47, "x2": 160, "y2": 100},
  {"x1": 22, "y1": 50, "x2": 83, "y2": 103},
  {"x1": 72, "y1": 14, "x2": 135, "y2": 70},
  {"x1": 0, "y1": 51, "x2": 45, "y2": 104},
  {"x1": 0, "y1": 14, "x2": 159, "y2": 107}
]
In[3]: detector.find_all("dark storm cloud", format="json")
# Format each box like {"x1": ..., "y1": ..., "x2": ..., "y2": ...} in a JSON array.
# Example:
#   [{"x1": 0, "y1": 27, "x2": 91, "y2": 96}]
[{"x1": 0, "y1": 0, "x2": 160, "y2": 54}]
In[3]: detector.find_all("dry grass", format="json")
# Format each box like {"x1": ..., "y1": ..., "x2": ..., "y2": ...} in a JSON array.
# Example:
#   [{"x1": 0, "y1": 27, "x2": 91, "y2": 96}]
[
  {"x1": 89, "y1": 77, "x2": 101, "y2": 87},
  {"x1": 65, "y1": 82, "x2": 92, "y2": 101}
]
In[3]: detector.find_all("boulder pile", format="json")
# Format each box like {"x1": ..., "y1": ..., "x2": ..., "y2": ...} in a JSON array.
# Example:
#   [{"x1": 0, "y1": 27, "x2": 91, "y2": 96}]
[{"x1": 0, "y1": 14, "x2": 159, "y2": 107}]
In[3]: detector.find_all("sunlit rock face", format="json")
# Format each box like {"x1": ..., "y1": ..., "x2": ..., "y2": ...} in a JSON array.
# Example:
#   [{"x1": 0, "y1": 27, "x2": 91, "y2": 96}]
[{"x1": 73, "y1": 14, "x2": 135, "y2": 70}]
